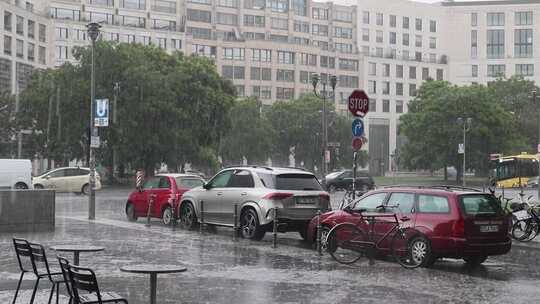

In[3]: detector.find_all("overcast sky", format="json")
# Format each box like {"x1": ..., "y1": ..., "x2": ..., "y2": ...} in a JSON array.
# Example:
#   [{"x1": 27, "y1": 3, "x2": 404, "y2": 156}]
[{"x1": 331, "y1": 0, "x2": 482, "y2": 5}]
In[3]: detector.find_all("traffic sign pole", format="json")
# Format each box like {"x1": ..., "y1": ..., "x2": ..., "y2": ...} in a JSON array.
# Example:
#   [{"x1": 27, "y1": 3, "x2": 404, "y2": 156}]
[{"x1": 348, "y1": 90, "x2": 370, "y2": 198}]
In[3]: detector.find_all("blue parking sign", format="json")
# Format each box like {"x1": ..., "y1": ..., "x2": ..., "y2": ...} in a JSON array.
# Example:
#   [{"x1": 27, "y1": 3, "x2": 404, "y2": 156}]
[
  {"x1": 94, "y1": 99, "x2": 109, "y2": 127},
  {"x1": 352, "y1": 118, "x2": 364, "y2": 137}
]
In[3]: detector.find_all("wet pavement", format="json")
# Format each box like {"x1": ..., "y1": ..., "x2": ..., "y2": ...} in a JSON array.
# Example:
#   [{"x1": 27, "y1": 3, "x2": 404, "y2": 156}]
[{"x1": 1, "y1": 188, "x2": 540, "y2": 304}]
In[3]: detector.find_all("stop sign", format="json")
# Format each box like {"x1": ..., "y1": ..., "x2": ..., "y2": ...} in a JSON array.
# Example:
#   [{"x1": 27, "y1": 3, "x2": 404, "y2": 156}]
[
  {"x1": 348, "y1": 90, "x2": 370, "y2": 117},
  {"x1": 352, "y1": 137, "x2": 363, "y2": 151}
]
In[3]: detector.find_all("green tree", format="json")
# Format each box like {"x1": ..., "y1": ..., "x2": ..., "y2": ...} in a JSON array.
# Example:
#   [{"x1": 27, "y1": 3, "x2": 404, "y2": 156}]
[{"x1": 0, "y1": 92, "x2": 16, "y2": 157}]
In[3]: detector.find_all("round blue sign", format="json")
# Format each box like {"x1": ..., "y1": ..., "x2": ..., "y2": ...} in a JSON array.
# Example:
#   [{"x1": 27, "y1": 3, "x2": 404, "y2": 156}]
[{"x1": 352, "y1": 118, "x2": 364, "y2": 137}]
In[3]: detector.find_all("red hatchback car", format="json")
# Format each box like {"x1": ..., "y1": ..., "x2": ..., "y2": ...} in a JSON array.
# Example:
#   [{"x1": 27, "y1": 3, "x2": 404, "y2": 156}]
[
  {"x1": 308, "y1": 186, "x2": 512, "y2": 266},
  {"x1": 126, "y1": 174, "x2": 205, "y2": 225}
]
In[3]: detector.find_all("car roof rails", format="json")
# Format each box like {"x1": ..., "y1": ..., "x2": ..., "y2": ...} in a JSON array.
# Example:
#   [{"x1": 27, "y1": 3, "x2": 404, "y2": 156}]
[
  {"x1": 382, "y1": 185, "x2": 482, "y2": 192},
  {"x1": 223, "y1": 165, "x2": 273, "y2": 171},
  {"x1": 382, "y1": 185, "x2": 426, "y2": 189}
]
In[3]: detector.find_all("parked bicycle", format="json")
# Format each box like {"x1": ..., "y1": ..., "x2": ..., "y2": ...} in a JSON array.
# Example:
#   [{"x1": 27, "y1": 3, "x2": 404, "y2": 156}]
[
  {"x1": 324, "y1": 205, "x2": 424, "y2": 269},
  {"x1": 337, "y1": 187, "x2": 368, "y2": 210},
  {"x1": 511, "y1": 202, "x2": 540, "y2": 242}
]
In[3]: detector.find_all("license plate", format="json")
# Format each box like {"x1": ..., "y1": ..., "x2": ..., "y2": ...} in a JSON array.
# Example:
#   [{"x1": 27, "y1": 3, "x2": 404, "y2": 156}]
[
  {"x1": 480, "y1": 225, "x2": 499, "y2": 233},
  {"x1": 296, "y1": 197, "x2": 317, "y2": 204},
  {"x1": 513, "y1": 210, "x2": 532, "y2": 220}
]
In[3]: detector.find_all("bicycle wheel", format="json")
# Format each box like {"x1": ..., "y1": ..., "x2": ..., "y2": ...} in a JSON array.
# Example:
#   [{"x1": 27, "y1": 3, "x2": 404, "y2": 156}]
[
  {"x1": 391, "y1": 228, "x2": 428, "y2": 269},
  {"x1": 512, "y1": 219, "x2": 534, "y2": 241},
  {"x1": 522, "y1": 221, "x2": 540, "y2": 242},
  {"x1": 327, "y1": 223, "x2": 366, "y2": 264}
]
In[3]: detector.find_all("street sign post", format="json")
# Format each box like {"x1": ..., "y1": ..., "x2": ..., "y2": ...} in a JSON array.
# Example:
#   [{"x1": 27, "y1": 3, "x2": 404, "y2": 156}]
[
  {"x1": 352, "y1": 137, "x2": 363, "y2": 151},
  {"x1": 351, "y1": 118, "x2": 365, "y2": 137},
  {"x1": 90, "y1": 136, "x2": 100, "y2": 148},
  {"x1": 94, "y1": 99, "x2": 109, "y2": 127},
  {"x1": 348, "y1": 90, "x2": 370, "y2": 117},
  {"x1": 458, "y1": 143, "x2": 464, "y2": 154}
]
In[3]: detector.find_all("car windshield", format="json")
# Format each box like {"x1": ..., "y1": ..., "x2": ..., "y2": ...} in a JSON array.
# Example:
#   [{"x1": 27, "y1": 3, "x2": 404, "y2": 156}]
[
  {"x1": 176, "y1": 177, "x2": 204, "y2": 189},
  {"x1": 459, "y1": 194, "x2": 504, "y2": 216}
]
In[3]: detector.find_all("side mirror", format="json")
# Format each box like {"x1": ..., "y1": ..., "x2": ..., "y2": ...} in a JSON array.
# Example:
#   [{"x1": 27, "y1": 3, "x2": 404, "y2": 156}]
[
  {"x1": 203, "y1": 183, "x2": 211, "y2": 190},
  {"x1": 45, "y1": 175, "x2": 50, "y2": 180}
]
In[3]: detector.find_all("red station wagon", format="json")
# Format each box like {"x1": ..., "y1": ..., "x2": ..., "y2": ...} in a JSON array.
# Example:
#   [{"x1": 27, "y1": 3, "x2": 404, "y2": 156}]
[
  {"x1": 308, "y1": 186, "x2": 512, "y2": 267},
  {"x1": 126, "y1": 174, "x2": 205, "y2": 225}
]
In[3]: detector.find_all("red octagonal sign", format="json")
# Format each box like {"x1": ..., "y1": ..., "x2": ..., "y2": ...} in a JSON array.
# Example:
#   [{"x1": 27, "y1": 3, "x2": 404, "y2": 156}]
[{"x1": 348, "y1": 90, "x2": 370, "y2": 117}]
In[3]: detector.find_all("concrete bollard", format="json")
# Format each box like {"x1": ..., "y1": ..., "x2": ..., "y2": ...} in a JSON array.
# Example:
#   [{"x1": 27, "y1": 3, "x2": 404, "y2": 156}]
[
  {"x1": 316, "y1": 209, "x2": 322, "y2": 256},
  {"x1": 146, "y1": 194, "x2": 156, "y2": 227},
  {"x1": 199, "y1": 201, "x2": 205, "y2": 234},
  {"x1": 233, "y1": 204, "x2": 238, "y2": 241},
  {"x1": 272, "y1": 208, "x2": 278, "y2": 248}
]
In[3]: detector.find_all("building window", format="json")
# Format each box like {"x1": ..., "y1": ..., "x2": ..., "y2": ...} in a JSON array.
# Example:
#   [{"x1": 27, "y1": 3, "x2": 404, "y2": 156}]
[
  {"x1": 396, "y1": 83, "x2": 403, "y2": 96},
  {"x1": 38, "y1": 46, "x2": 46, "y2": 64},
  {"x1": 292, "y1": 0, "x2": 307, "y2": 16},
  {"x1": 56, "y1": 45, "x2": 68, "y2": 60},
  {"x1": 278, "y1": 51, "x2": 295, "y2": 64},
  {"x1": 396, "y1": 65, "x2": 403, "y2": 78},
  {"x1": 402, "y1": 33, "x2": 409, "y2": 46},
  {"x1": 299, "y1": 53, "x2": 317, "y2": 66},
  {"x1": 312, "y1": 24, "x2": 328, "y2": 36},
  {"x1": 334, "y1": 27, "x2": 353, "y2": 39},
  {"x1": 369, "y1": 99, "x2": 377, "y2": 112},
  {"x1": 515, "y1": 11, "x2": 533, "y2": 26},
  {"x1": 430, "y1": 20, "x2": 436, "y2": 33},
  {"x1": 39, "y1": 24, "x2": 46, "y2": 42},
  {"x1": 4, "y1": 35, "x2": 12, "y2": 55},
  {"x1": 516, "y1": 64, "x2": 534, "y2": 76},
  {"x1": 156, "y1": 37, "x2": 166, "y2": 48},
  {"x1": 338, "y1": 75, "x2": 359, "y2": 88},
  {"x1": 368, "y1": 80, "x2": 376, "y2": 94},
  {"x1": 368, "y1": 62, "x2": 376, "y2": 76},
  {"x1": 252, "y1": 49, "x2": 271, "y2": 62},
  {"x1": 152, "y1": 19, "x2": 176, "y2": 30},
  {"x1": 276, "y1": 69, "x2": 295, "y2": 82},
  {"x1": 487, "y1": 30, "x2": 505, "y2": 59},
  {"x1": 320, "y1": 56, "x2": 335, "y2": 68},
  {"x1": 422, "y1": 67, "x2": 429, "y2": 80},
  {"x1": 268, "y1": 0, "x2": 289, "y2": 13},
  {"x1": 415, "y1": 52, "x2": 422, "y2": 61},
  {"x1": 487, "y1": 64, "x2": 505, "y2": 77},
  {"x1": 436, "y1": 69, "x2": 443, "y2": 80},
  {"x1": 335, "y1": 10, "x2": 352, "y2": 22},
  {"x1": 402, "y1": 50, "x2": 409, "y2": 60},
  {"x1": 415, "y1": 35, "x2": 422, "y2": 47},
  {"x1": 363, "y1": 11, "x2": 369, "y2": 24},
  {"x1": 383, "y1": 64, "x2": 390, "y2": 77},
  {"x1": 376, "y1": 30, "x2": 383, "y2": 43},
  {"x1": 415, "y1": 18, "x2": 422, "y2": 31},
  {"x1": 276, "y1": 87, "x2": 294, "y2": 100},
  {"x1": 312, "y1": 8, "x2": 328, "y2": 20},
  {"x1": 27, "y1": 42, "x2": 34, "y2": 61},
  {"x1": 16, "y1": 39, "x2": 23, "y2": 58},
  {"x1": 390, "y1": 15, "x2": 396, "y2": 27},
  {"x1": 187, "y1": 27, "x2": 212, "y2": 40},
  {"x1": 120, "y1": 15, "x2": 145, "y2": 27},
  {"x1": 27, "y1": 20, "x2": 35, "y2": 39},
  {"x1": 471, "y1": 30, "x2": 478, "y2": 58},
  {"x1": 223, "y1": 48, "x2": 245, "y2": 60},
  {"x1": 271, "y1": 17, "x2": 288, "y2": 30},
  {"x1": 4, "y1": 11, "x2": 12, "y2": 32},
  {"x1": 471, "y1": 13, "x2": 478, "y2": 26},
  {"x1": 409, "y1": 84, "x2": 417, "y2": 96},
  {"x1": 187, "y1": 9, "x2": 211, "y2": 23},
  {"x1": 171, "y1": 39, "x2": 181, "y2": 49},
  {"x1": 244, "y1": 15, "x2": 265, "y2": 27},
  {"x1": 396, "y1": 100, "x2": 404, "y2": 113},
  {"x1": 382, "y1": 81, "x2": 390, "y2": 94},
  {"x1": 50, "y1": 8, "x2": 81, "y2": 21},
  {"x1": 335, "y1": 43, "x2": 353, "y2": 54},
  {"x1": 55, "y1": 27, "x2": 68, "y2": 39},
  {"x1": 217, "y1": 13, "x2": 238, "y2": 25},
  {"x1": 403, "y1": 16, "x2": 409, "y2": 29},
  {"x1": 376, "y1": 13, "x2": 383, "y2": 26},
  {"x1": 382, "y1": 100, "x2": 390, "y2": 112},
  {"x1": 243, "y1": 0, "x2": 265, "y2": 9},
  {"x1": 16, "y1": 16, "x2": 24, "y2": 35},
  {"x1": 294, "y1": 21, "x2": 309, "y2": 33},
  {"x1": 472, "y1": 65, "x2": 478, "y2": 77},
  {"x1": 390, "y1": 32, "x2": 396, "y2": 44},
  {"x1": 409, "y1": 67, "x2": 416, "y2": 79},
  {"x1": 429, "y1": 37, "x2": 436, "y2": 49},
  {"x1": 362, "y1": 29, "x2": 369, "y2": 42},
  {"x1": 515, "y1": 29, "x2": 533, "y2": 58},
  {"x1": 250, "y1": 67, "x2": 272, "y2": 80},
  {"x1": 376, "y1": 47, "x2": 383, "y2": 57},
  {"x1": 217, "y1": 0, "x2": 238, "y2": 8},
  {"x1": 222, "y1": 66, "x2": 245, "y2": 79},
  {"x1": 120, "y1": 0, "x2": 146, "y2": 9},
  {"x1": 192, "y1": 44, "x2": 216, "y2": 57},
  {"x1": 487, "y1": 12, "x2": 505, "y2": 26}
]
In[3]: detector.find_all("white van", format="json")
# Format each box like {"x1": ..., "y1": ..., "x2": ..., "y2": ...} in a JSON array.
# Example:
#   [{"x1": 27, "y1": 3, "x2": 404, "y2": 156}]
[{"x1": 0, "y1": 159, "x2": 33, "y2": 190}]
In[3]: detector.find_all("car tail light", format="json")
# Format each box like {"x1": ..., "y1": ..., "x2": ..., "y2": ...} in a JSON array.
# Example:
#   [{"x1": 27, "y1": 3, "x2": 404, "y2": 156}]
[
  {"x1": 263, "y1": 192, "x2": 294, "y2": 200},
  {"x1": 452, "y1": 218, "x2": 465, "y2": 238},
  {"x1": 319, "y1": 194, "x2": 330, "y2": 201}
]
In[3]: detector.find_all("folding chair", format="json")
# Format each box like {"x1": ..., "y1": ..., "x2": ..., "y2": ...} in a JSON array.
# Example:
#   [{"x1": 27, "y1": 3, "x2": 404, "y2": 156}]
[
  {"x1": 57, "y1": 256, "x2": 74, "y2": 304},
  {"x1": 68, "y1": 265, "x2": 128, "y2": 304},
  {"x1": 12, "y1": 238, "x2": 33, "y2": 304},
  {"x1": 28, "y1": 242, "x2": 65, "y2": 304}
]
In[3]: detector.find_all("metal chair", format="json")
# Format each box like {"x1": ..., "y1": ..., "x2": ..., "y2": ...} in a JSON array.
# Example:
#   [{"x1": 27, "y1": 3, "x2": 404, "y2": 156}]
[
  {"x1": 12, "y1": 238, "x2": 33, "y2": 304},
  {"x1": 68, "y1": 265, "x2": 128, "y2": 304},
  {"x1": 57, "y1": 256, "x2": 74, "y2": 304},
  {"x1": 28, "y1": 242, "x2": 65, "y2": 304}
]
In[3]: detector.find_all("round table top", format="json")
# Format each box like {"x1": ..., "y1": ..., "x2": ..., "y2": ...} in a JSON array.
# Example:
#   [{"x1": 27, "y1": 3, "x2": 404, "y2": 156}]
[
  {"x1": 50, "y1": 245, "x2": 105, "y2": 252},
  {"x1": 120, "y1": 264, "x2": 187, "y2": 274}
]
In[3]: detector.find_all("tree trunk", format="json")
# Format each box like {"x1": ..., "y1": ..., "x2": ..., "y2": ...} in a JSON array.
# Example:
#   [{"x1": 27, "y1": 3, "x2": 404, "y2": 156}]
[{"x1": 443, "y1": 165, "x2": 448, "y2": 181}]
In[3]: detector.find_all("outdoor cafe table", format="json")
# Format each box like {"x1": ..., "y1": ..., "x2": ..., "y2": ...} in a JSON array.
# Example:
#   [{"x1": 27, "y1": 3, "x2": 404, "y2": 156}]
[
  {"x1": 50, "y1": 245, "x2": 105, "y2": 265},
  {"x1": 120, "y1": 264, "x2": 187, "y2": 304}
]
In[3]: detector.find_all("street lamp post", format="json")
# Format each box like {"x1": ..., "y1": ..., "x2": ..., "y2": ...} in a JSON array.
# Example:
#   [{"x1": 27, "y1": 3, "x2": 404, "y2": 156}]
[
  {"x1": 312, "y1": 74, "x2": 337, "y2": 178},
  {"x1": 457, "y1": 117, "x2": 472, "y2": 186},
  {"x1": 87, "y1": 22, "x2": 101, "y2": 220}
]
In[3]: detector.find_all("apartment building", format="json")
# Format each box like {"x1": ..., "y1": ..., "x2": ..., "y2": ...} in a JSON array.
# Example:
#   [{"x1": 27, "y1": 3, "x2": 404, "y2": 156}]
[
  {"x1": 357, "y1": 0, "x2": 449, "y2": 174},
  {"x1": 442, "y1": 0, "x2": 540, "y2": 86},
  {"x1": 1, "y1": 0, "x2": 53, "y2": 94}
]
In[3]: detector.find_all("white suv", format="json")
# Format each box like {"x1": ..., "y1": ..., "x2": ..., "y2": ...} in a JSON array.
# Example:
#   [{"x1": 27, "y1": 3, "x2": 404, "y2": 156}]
[{"x1": 179, "y1": 166, "x2": 330, "y2": 240}]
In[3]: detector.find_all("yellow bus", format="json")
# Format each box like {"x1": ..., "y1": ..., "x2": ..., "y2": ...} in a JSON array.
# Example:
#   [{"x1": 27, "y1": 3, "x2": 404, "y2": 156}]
[{"x1": 490, "y1": 153, "x2": 538, "y2": 188}]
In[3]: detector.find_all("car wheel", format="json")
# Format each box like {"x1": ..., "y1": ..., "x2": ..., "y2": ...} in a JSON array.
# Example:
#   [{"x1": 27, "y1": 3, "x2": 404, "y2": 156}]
[
  {"x1": 126, "y1": 203, "x2": 137, "y2": 222},
  {"x1": 319, "y1": 226, "x2": 334, "y2": 253},
  {"x1": 180, "y1": 202, "x2": 198, "y2": 230},
  {"x1": 34, "y1": 184, "x2": 44, "y2": 190},
  {"x1": 463, "y1": 255, "x2": 487, "y2": 266},
  {"x1": 162, "y1": 207, "x2": 173, "y2": 226},
  {"x1": 81, "y1": 184, "x2": 90, "y2": 195},
  {"x1": 240, "y1": 208, "x2": 265, "y2": 241},
  {"x1": 328, "y1": 185, "x2": 336, "y2": 193},
  {"x1": 393, "y1": 233, "x2": 432, "y2": 268},
  {"x1": 14, "y1": 182, "x2": 28, "y2": 189}
]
